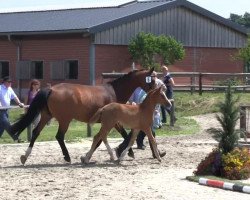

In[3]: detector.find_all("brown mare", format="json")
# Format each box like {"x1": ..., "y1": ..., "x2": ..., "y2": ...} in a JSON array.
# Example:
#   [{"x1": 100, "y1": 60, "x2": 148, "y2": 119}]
[
  {"x1": 81, "y1": 86, "x2": 172, "y2": 164},
  {"x1": 10, "y1": 68, "x2": 156, "y2": 165}
]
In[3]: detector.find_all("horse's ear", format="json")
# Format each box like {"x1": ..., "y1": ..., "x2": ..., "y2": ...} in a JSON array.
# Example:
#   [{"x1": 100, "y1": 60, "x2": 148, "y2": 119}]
[{"x1": 148, "y1": 67, "x2": 155, "y2": 75}]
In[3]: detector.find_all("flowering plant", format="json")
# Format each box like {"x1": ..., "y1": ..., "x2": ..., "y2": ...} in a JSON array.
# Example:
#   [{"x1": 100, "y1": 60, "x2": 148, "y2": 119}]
[
  {"x1": 222, "y1": 147, "x2": 250, "y2": 180},
  {"x1": 194, "y1": 148, "x2": 222, "y2": 176}
]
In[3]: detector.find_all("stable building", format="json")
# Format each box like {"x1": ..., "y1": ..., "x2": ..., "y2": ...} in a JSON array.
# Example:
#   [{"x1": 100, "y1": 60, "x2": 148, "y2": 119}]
[{"x1": 0, "y1": 0, "x2": 248, "y2": 96}]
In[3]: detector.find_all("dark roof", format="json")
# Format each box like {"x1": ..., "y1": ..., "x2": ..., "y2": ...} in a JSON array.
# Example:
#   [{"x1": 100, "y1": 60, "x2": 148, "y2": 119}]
[{"x1": 0, "y1": 0, "x2": 247, "y2": 36}]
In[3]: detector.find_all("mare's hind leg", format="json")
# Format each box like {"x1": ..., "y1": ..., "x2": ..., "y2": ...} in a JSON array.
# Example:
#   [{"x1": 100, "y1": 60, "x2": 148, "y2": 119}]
[
  {"x1": 81, "y1": 126, "x2": 111, "y2": 164},
  {"x1": 20, "y1": 113, "x2": 51, "y2": 165},
  {"x1": 118, "y1": 129, "x2": 139, "y2": 163},
  {"x1": 55, "y1": 121, "x2": 71, "y2": 163}
]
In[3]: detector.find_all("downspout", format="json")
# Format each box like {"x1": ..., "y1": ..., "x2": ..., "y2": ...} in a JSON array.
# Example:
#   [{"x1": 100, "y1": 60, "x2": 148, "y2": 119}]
[
  {"x1": 8, "y1": 35, "x2": 21, "y2": 98},
  {"x1": 89, "y1": 34, "x2": 95, "y2": 86},
  {"x1": 87, "y1": 34, "x2": 95, "y2": 137}
]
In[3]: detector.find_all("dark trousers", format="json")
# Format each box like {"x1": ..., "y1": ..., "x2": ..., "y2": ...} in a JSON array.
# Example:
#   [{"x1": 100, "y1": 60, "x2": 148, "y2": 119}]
[
  {"x1": 136, "y1": 130, "x2": 156, "y2": 147},
  {"x1": 161, "y1": 105, "x2": 171, "y2": 123},
  {"x1": 116, "y1": 129, "x2": 156, "y2": 157},
  {"x1": 0, "y1": 110, "x2": 16, "y2": 140},
  {"x1": 136, "y1": 131, "x2": 146, "y2": 147}
]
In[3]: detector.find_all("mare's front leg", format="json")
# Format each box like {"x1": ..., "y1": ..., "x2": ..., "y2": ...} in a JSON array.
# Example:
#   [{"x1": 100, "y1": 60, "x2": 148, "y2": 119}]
[
  {"x1": 81, "y1": 126, "x2": 111, "y2": 164},
  {"x1": 118, "y1": 129, "x2": 139, "y2": 163},
  {"x1": 20, "y1": 113, "x2": 51, "y2": 165}
]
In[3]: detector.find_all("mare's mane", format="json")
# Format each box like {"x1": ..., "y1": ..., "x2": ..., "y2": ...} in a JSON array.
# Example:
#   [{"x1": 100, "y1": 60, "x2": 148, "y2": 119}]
[{"x1": 107, "y1": 69, "x2": 144, "y2": 85}]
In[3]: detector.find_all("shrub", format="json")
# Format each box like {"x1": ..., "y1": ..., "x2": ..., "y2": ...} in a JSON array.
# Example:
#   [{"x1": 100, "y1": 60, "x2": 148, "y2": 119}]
[
  {"x1": 222, "y1": 147, "x2": 250, "y2": 180},
  {"x1": 208, "y1": 83, "x2": 242, "y2": 154},
  {"x1": 194, "y1": 148, "x2": 222, "y2": 176}
]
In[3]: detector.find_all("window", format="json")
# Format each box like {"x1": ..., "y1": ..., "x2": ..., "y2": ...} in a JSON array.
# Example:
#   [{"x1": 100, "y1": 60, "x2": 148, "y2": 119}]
[
  {"x1": 65, "y1": 60, "x2": 78, "y2": 79},
  {"x1": 31, "y1": 61, "x2": 43, "y2": 79},
  {"x1": 17, "y1": 60, "x2": 43, "y2": 79},
  {"x1": 51, "y1": 60, "x2": 78, "y2": 80},
  {"x1": 0, "y1": 61, "x2": 9, "y2": 78}
]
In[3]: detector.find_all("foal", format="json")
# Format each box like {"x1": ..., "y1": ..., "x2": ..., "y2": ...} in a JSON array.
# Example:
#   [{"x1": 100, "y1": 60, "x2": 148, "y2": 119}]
[{"x1": 81, "y1": 86, "x2": 171, "y2": 164}]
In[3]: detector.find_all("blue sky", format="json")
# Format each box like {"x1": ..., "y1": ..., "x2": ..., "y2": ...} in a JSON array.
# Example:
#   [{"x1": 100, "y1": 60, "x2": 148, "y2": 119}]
[{"x1": 0, "y1": 0, "x2": 249, "y2": 18}]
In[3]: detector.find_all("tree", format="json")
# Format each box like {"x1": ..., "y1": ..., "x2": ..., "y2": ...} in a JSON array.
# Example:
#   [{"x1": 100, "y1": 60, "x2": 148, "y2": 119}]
[
  {"x1": 128, "y1": 32, "x2": 185, "y2": 70},
  {"x1": 156, "y1": 35, "x2": 185, "y2": 65},
  {"x1": 208, "y1": 84, "x2": 241, "y2": 154},
  {"x1": 234, "y1": 39, "x2": 250, "y2": 72},
  {"x1": 229, "y1": 12, "x2": 250, "y2": 29}
]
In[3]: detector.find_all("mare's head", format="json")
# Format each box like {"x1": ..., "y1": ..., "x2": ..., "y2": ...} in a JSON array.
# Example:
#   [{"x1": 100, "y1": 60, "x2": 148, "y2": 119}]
[
  {"x1": 129, "y1": 67, "x2": 156, "y2": 92},
  {"x1": 109, "y1": 67, "x2": 156, "y2": 103},
  {"x1": 147, "y1": 86, "x2": 172, "y2": 107}
]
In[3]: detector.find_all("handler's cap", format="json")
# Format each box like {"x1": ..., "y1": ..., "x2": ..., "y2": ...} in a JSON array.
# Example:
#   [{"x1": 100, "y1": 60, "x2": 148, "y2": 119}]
[{"x1": 2, "y1": 76, "x2": 12, "y2": 83}]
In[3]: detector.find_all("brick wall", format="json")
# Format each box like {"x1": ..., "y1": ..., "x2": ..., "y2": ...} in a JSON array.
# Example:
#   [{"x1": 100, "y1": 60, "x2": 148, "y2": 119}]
[{"x1": 0, "y1": 35, "x2": 244, "y2": 89}]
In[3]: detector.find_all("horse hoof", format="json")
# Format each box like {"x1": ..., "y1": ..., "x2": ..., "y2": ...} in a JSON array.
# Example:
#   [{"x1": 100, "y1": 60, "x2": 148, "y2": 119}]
[
  {"x1": 80, "y1": 156, "x2": 89, "y2": 164},
  {"x1": 64, "y1": 156, "x2": 71, "y2": 163},
  {"x1": 158, "y1": 158, "x2": 162, "y2": 162},
  {"x1": 127, "y1": 151, "x2": 135, "y2": 159},
  {"x1": 115, "y1": 159, "x2": 121, "y2": 165},
  {"x1": 20, "y1": 155, "x2": 27, "y2": 165},
  {"x1": 159, "y1": 151, "x2": 166, "y2": 158}
]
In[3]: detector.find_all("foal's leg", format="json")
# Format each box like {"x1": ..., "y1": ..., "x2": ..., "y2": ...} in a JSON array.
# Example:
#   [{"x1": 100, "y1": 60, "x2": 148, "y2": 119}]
[
  {"x1": 20, "y1": 113, "x2": 51, "y2": 165},
  {"x1": 145, "y1": 128, "x2": 161, "y2": 162},
  {"x1": 118, "y1": 129, "x2": 139, "y2": 163},
  {"x1": 102, "y1": 137, "x2": 115, "y2": 161},
  {"x1": 55, "y1": 120, "x2": 71, "y2": 162},
  {"x1": 81, "y1": 126, "x2": 111, "y2": 164}
]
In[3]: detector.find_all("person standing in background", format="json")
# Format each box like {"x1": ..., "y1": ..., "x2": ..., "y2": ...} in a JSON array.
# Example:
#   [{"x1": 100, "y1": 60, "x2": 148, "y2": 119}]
[
  {"x1": 24, "y1": 79, "x2": 41, "y2": 135},
  {"x1": 161, "y1": 65, "x2": 177, "y2": 125},
  {"x1": 0, "y1": 76, "x2": 24, "y2": 142}
]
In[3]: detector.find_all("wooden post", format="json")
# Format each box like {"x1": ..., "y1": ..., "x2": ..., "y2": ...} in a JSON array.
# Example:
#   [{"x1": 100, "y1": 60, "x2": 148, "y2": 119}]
[
  {"x1": 240, "y1": 105, "x2": 246, "y2": 134},
  {"x1": 199, "y1": 73, "x2": 202, "y2": 96},
  {"x1": 190, "y1": 75, "x2": 194, "y2": 95},
  {"x1": 87, "y1": 123, "x2": 92, "y2": 137}
]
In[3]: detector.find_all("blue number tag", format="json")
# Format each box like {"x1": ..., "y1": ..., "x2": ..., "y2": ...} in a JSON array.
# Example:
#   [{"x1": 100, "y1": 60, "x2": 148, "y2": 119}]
[{"x1": 146, "y1": 76, "x2": 152, "y2": 83}]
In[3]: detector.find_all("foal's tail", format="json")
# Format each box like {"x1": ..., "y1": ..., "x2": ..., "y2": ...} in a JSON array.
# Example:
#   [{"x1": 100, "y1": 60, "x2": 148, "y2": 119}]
[
  {"x1": 10, "y1": 88, "x2": 52, "y2": 136},
  {"x1": 89, "y1": 108, "x2": 103, "y2": 124}
]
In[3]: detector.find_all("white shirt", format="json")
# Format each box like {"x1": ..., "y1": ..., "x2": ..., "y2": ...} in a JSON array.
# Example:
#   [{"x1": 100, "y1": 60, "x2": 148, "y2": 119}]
[{"x1": 0, "y1": 84, "x2": 17, "y2": 107}]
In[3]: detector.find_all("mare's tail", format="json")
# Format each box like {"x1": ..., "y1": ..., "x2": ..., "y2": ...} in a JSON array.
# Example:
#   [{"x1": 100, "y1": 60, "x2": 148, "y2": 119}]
[
  {"x1": 89, "y1": 108, "x2": 103, "y2": 124},
  {"x1": 10, "y1": 88, "x2": 52, "y2": 135}
]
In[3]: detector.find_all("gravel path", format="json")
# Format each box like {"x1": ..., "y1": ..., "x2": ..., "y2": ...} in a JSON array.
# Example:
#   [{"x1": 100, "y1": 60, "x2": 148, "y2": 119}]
[{"x1": 0, "y1": 113, "x2": 249, "y2": 200}]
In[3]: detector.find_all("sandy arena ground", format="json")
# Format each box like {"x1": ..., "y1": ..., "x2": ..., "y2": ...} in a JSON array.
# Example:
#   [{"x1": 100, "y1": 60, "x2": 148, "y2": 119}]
[{"x1": 0, "y1": 113, "x2": 249, "y2": 200}]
